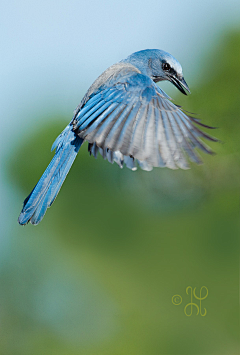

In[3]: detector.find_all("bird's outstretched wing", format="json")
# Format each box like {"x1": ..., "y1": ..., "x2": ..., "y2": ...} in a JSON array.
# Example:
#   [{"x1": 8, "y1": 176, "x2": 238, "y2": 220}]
[{"x1": 73, "y1": 69, "x2": 217, "y2": 171}]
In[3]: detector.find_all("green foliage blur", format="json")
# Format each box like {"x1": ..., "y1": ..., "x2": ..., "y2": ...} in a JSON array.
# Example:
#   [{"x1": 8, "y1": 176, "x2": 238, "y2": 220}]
[{"x1": 4, "y1": 31, "x2": 240, "y2": 355}]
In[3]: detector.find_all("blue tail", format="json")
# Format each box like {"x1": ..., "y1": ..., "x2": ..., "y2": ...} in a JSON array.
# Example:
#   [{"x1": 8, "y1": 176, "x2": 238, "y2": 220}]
[{"x1": 18, "y1": 125, "x2": 83, "y2": 225}]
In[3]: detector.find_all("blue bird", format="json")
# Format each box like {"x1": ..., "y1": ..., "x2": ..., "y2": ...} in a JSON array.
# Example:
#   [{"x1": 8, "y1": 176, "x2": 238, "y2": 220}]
[{"x1": 18, "y1": 49, "x2": 217, "y2": 225}]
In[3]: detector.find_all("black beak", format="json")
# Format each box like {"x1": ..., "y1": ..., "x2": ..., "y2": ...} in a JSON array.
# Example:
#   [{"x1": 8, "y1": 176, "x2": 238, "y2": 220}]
[{"x1": 168, "y1": 75, "x2": 191, "y2": 95}]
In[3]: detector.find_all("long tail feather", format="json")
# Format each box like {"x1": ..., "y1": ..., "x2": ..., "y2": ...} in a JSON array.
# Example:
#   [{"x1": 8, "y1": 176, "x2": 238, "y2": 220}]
[{"x1": 18, "y1": 125, "x2": 83, "y2": 225}]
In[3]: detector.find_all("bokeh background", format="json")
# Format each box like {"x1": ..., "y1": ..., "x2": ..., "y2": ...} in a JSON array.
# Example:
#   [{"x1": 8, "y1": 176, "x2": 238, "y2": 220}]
[{"x1": 1, "y1": 1, "x2": 240, "y2": 354}]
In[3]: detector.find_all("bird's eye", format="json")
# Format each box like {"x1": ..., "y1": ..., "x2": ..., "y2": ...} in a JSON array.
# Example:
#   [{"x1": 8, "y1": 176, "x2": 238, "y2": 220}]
[{"x1": 162, "y1": 62, "x2": 171, "y2": 71}]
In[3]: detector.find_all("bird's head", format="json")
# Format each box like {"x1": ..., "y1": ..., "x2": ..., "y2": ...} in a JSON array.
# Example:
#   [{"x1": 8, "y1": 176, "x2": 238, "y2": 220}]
[{"x1": 123, "y1": 49, "x2": 190, "y2": 95}]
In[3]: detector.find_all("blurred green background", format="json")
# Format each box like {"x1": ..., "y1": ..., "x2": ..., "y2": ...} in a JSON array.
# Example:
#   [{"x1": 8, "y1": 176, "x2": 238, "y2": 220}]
[{"x1": 1, "y1": 2, "x2": 240, "y2": 354}]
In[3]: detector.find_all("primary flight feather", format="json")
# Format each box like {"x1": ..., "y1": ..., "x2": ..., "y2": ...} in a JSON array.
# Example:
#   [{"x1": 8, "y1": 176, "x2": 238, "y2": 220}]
[{"x1": 18, "y1": 49, "x2": 217, "y2": 225}]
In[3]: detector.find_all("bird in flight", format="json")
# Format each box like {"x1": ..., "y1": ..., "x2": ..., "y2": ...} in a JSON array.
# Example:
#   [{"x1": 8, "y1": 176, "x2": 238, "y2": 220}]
[{"x1": 18, "y1": 49, "x2": 217, "y2": 225}]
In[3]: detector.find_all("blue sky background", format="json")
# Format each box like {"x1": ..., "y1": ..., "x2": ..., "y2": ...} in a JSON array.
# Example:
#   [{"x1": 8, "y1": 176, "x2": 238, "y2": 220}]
[{"x1": 1, "y1": 0, "x2": 240, "y2": 142}]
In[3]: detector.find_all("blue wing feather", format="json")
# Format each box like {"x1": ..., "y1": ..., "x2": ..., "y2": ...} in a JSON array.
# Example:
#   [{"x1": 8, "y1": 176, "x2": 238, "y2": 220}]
[{"x1": 76, "y1": 68, "x2": 216, "y2": 171}]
